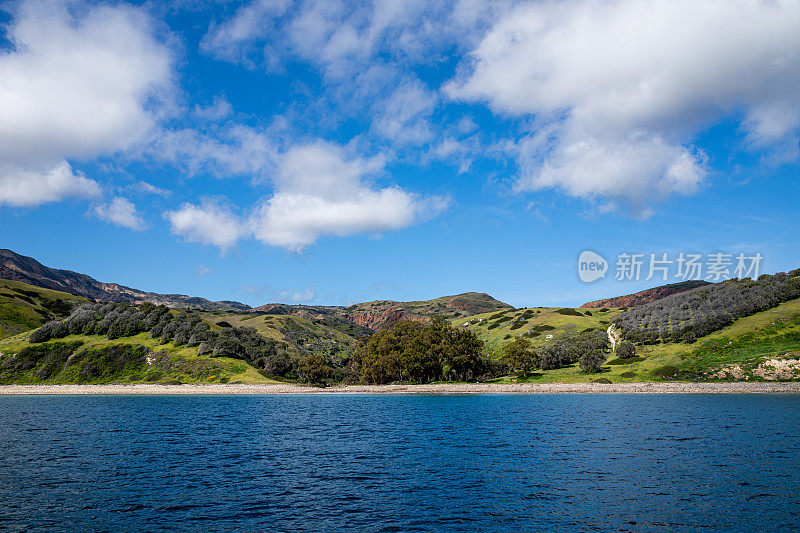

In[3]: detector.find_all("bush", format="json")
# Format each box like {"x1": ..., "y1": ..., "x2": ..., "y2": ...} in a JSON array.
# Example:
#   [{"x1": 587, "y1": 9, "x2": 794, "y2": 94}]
[
  {"x1": 651, "y1": 365, "x2": 679, "y2": 379},
  {"x1": 555, "y1": 308, "x2": 584, "y2": 316},
  {"x1": 616, "y1": 340, "x2": 637, "y2": 359},
  {"x1": 29, "y1": 320, "x2": 69, "y2": 343}
]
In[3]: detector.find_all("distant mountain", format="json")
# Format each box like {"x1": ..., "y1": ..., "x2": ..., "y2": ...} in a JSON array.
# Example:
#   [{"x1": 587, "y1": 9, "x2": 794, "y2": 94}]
[
  {"x1": 0, "y1": 249, "x2": 512, "y2": 329},
  {"x1": 0, "y1": 249, "x2": 250, "y2": 312},
  {"x1": 580, "y1": 280, "x2": 711, "y2": 308},
  {"x1": 255, "y1": 292, "x2": 513, "y2": 330}
]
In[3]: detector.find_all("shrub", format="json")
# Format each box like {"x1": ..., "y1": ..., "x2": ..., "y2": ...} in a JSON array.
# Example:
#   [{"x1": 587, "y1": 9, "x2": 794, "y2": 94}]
[
  {"x1": 555, "y1": 308, "x2": 583, "y2": 316},
  {"x1": 651, "y1": 365, "x2": 679, "y2": 379},
  {"x1": 29, "y1": 320, "x2": 69, "y2": 343},
  {"x1": 616, "y1": 340, "x2": 637, "y2": 359}
]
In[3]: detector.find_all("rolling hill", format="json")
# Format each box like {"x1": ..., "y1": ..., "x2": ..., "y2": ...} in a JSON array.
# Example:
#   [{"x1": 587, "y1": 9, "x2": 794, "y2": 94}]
[
  {"x1": 0, "y1": 249, "x2": 250, "y2": 312},
  {"x1": 1, "y1": 249, "x2": 799, "y2": 385},
  {"x1": 580, "y1": 280, "x2": 711, "y2": 308},
  {"x1": 255, "y1": 292, "x2": 513, "y2": 330}
]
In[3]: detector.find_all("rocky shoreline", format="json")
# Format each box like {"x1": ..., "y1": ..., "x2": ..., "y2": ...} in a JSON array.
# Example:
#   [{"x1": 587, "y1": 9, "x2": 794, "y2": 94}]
[{"x1": 1, "y1": 382, "x2": 800, "y2": 395}]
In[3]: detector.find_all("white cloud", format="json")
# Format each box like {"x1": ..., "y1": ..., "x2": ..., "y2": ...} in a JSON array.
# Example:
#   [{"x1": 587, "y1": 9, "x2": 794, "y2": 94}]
[
  {"x1": 0, "y1": 161, "x2": 100, "y2": 207},
  {"x1": 0, "y1": 0, "x2": 172, "y2": 207},
  {"x1": 193, "y1": 95, "x2": 233, "y2": 121},
  {"x1": 200, "y1": 0, "x2": 291, "y2": 66},
  {"x1": 148, "y1": 126, "x2": 279, "y2": 180},
  {"x1": 252, "y1": 188, "x2": 429, "y2": 251},
  {"x1": 165, "y1": 201, "x2": 247, "y2": 253},
  {"x1": 280, "y1": 287, "x2": 316, "y2": 303},
  {"x1": 132, "y1": 181, "x2": 171, "y2": 197},
  {"x1": 161, "y1": 141, "x2": 445, "y2": 252},
  {"x1": 92, "y1": 197, "x2": 146, "y2": 230},
  {"x1": 448, "y1": 0, "x2": 800, "y2": 210},
  {"x1": 371, "y1": 79, "x2": 437, "y2": 146},
  {"x1": 250, "y1": 141, "x2": 447, "y2": 251},
  {"x1": 195, "y1": 264, "x2": 213, "y2": 277}
]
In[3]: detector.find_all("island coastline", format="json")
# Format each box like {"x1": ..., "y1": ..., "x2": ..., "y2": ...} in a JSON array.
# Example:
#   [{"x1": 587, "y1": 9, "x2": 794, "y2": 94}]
[{"x1": 1, "y1": 382, "x2": 799, "y2": 395}]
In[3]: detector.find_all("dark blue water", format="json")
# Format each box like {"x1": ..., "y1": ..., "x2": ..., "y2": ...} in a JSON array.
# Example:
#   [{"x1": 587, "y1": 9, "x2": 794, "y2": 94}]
[{"x1": 1, "y1": 394, "x2": 799, "y2": 532}]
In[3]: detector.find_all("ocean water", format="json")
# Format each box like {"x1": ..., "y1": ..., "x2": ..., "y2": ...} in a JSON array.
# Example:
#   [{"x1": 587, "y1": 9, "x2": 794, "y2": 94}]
[{"x1": 0, "y1": 394, "x2": 799, "y2": 532}]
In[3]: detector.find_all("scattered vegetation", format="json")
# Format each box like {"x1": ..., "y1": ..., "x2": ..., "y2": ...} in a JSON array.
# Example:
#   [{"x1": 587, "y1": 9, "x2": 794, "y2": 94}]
[{"x1": 616, "y1": 271, "x2": 800, "y2": 344}]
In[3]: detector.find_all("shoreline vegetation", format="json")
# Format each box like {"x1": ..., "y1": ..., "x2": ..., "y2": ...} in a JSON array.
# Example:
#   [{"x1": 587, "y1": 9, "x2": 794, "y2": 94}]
[
  {"x1": 2, "y1": 382, "x2": 799, "y2": 395},
  {"x1": 3, "y1": 263, "x2": 800, "y2": 387}
]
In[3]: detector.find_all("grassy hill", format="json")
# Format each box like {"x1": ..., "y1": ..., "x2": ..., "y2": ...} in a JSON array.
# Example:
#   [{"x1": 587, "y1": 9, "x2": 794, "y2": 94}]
[
  {"x1": 255, "y1": 292, "x2": 513, "y2": 330},
  {"x1": 199, "y1": 311, "x2": 372, "y2": 361},
  {"x1": 0, "y1": 279, "x2": 87, "y2": 340},
  {"x1": 0, "y1": 331, "x2": 273, "y2": 384},
  {"x1": 2, "y1": 273, "x2": 800, "y2": 385},
  {"x1": 451, "y1": 306, "x2": 620, "y2": 353},
  {"x1": 462, "y1": 298, "x2": 800, "y2": 383}
]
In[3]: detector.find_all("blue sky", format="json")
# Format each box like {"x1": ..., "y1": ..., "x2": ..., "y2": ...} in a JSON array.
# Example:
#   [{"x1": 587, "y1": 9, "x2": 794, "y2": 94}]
[{"x1": 1, "y1": 0, "x2": 799, "y2": 308}]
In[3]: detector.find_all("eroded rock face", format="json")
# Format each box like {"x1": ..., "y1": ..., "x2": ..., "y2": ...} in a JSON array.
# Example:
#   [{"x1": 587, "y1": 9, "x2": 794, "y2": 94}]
[
  {"x1": 708, "y1": 354, "x2": 800, "y2": 381},
  {"x1": 348, "y1": 308, "x2": 426, "y2": 331}
]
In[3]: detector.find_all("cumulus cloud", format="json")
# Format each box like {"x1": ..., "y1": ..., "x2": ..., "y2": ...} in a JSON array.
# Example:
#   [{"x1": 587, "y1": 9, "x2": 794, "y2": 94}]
[
  {"x1": 162, "y1": 141, "x2": 446, "y2": 252},
  {"x1": 165, "y1": 201, "x2": 247, "y2": 253},
  {"x1": 92, "y1": 197, "x2": 146, "y2": 230},
  {"x1": 448, "y1": 0, "x2": 800, "y2": 211},
  {"x1": 0, "y1": 0, "x2": 172, "y2": 207},
  {"x1": 0, "y1": 161, "x2": 100, "y2": 207},
  {"x1": 250, "y1": 141, "x2": 447, "y2": 251}
]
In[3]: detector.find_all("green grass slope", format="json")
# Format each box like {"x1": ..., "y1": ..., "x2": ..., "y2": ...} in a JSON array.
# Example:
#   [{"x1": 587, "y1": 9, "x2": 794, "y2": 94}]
[
  {"x1": 459, "y1": 300, "x2": 800, "y2": 383},
  {"x1": 453, "y1": 306, "x2": 620, "y2": 352},
  {"x1": 0, "y1": 279, "x2": 87, "y2": 339},
  {"x1": 201, "y1": 311, "x2": 370, "y2": 362},
  {"x1": 0, "y1": 331, "x2": 273, "y2": 384}
]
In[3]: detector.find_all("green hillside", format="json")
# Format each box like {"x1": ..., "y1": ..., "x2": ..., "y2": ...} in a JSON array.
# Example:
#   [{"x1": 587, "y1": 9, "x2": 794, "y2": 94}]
[
  {"x1": 2, "y1": 276, "x2": 800, "y2": 385},
  {"x1": 457, "y1": 298, "x2": 800, "y2": 383},
  {"x1": 0, "y1": 331, "x2": 272, "y2": 384},
  {"x1": 451, "y1": 306, "x2": 620, "y2": 352},
  {"x1": 0, "y1": 279, "x2": 87, "y2": 340}
]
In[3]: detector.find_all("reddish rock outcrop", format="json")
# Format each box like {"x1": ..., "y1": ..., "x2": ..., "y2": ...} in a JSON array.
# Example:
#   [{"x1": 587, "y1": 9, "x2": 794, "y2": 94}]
[{"x1": 581, "y1": 280, "x2": 711, "y2": 308}]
